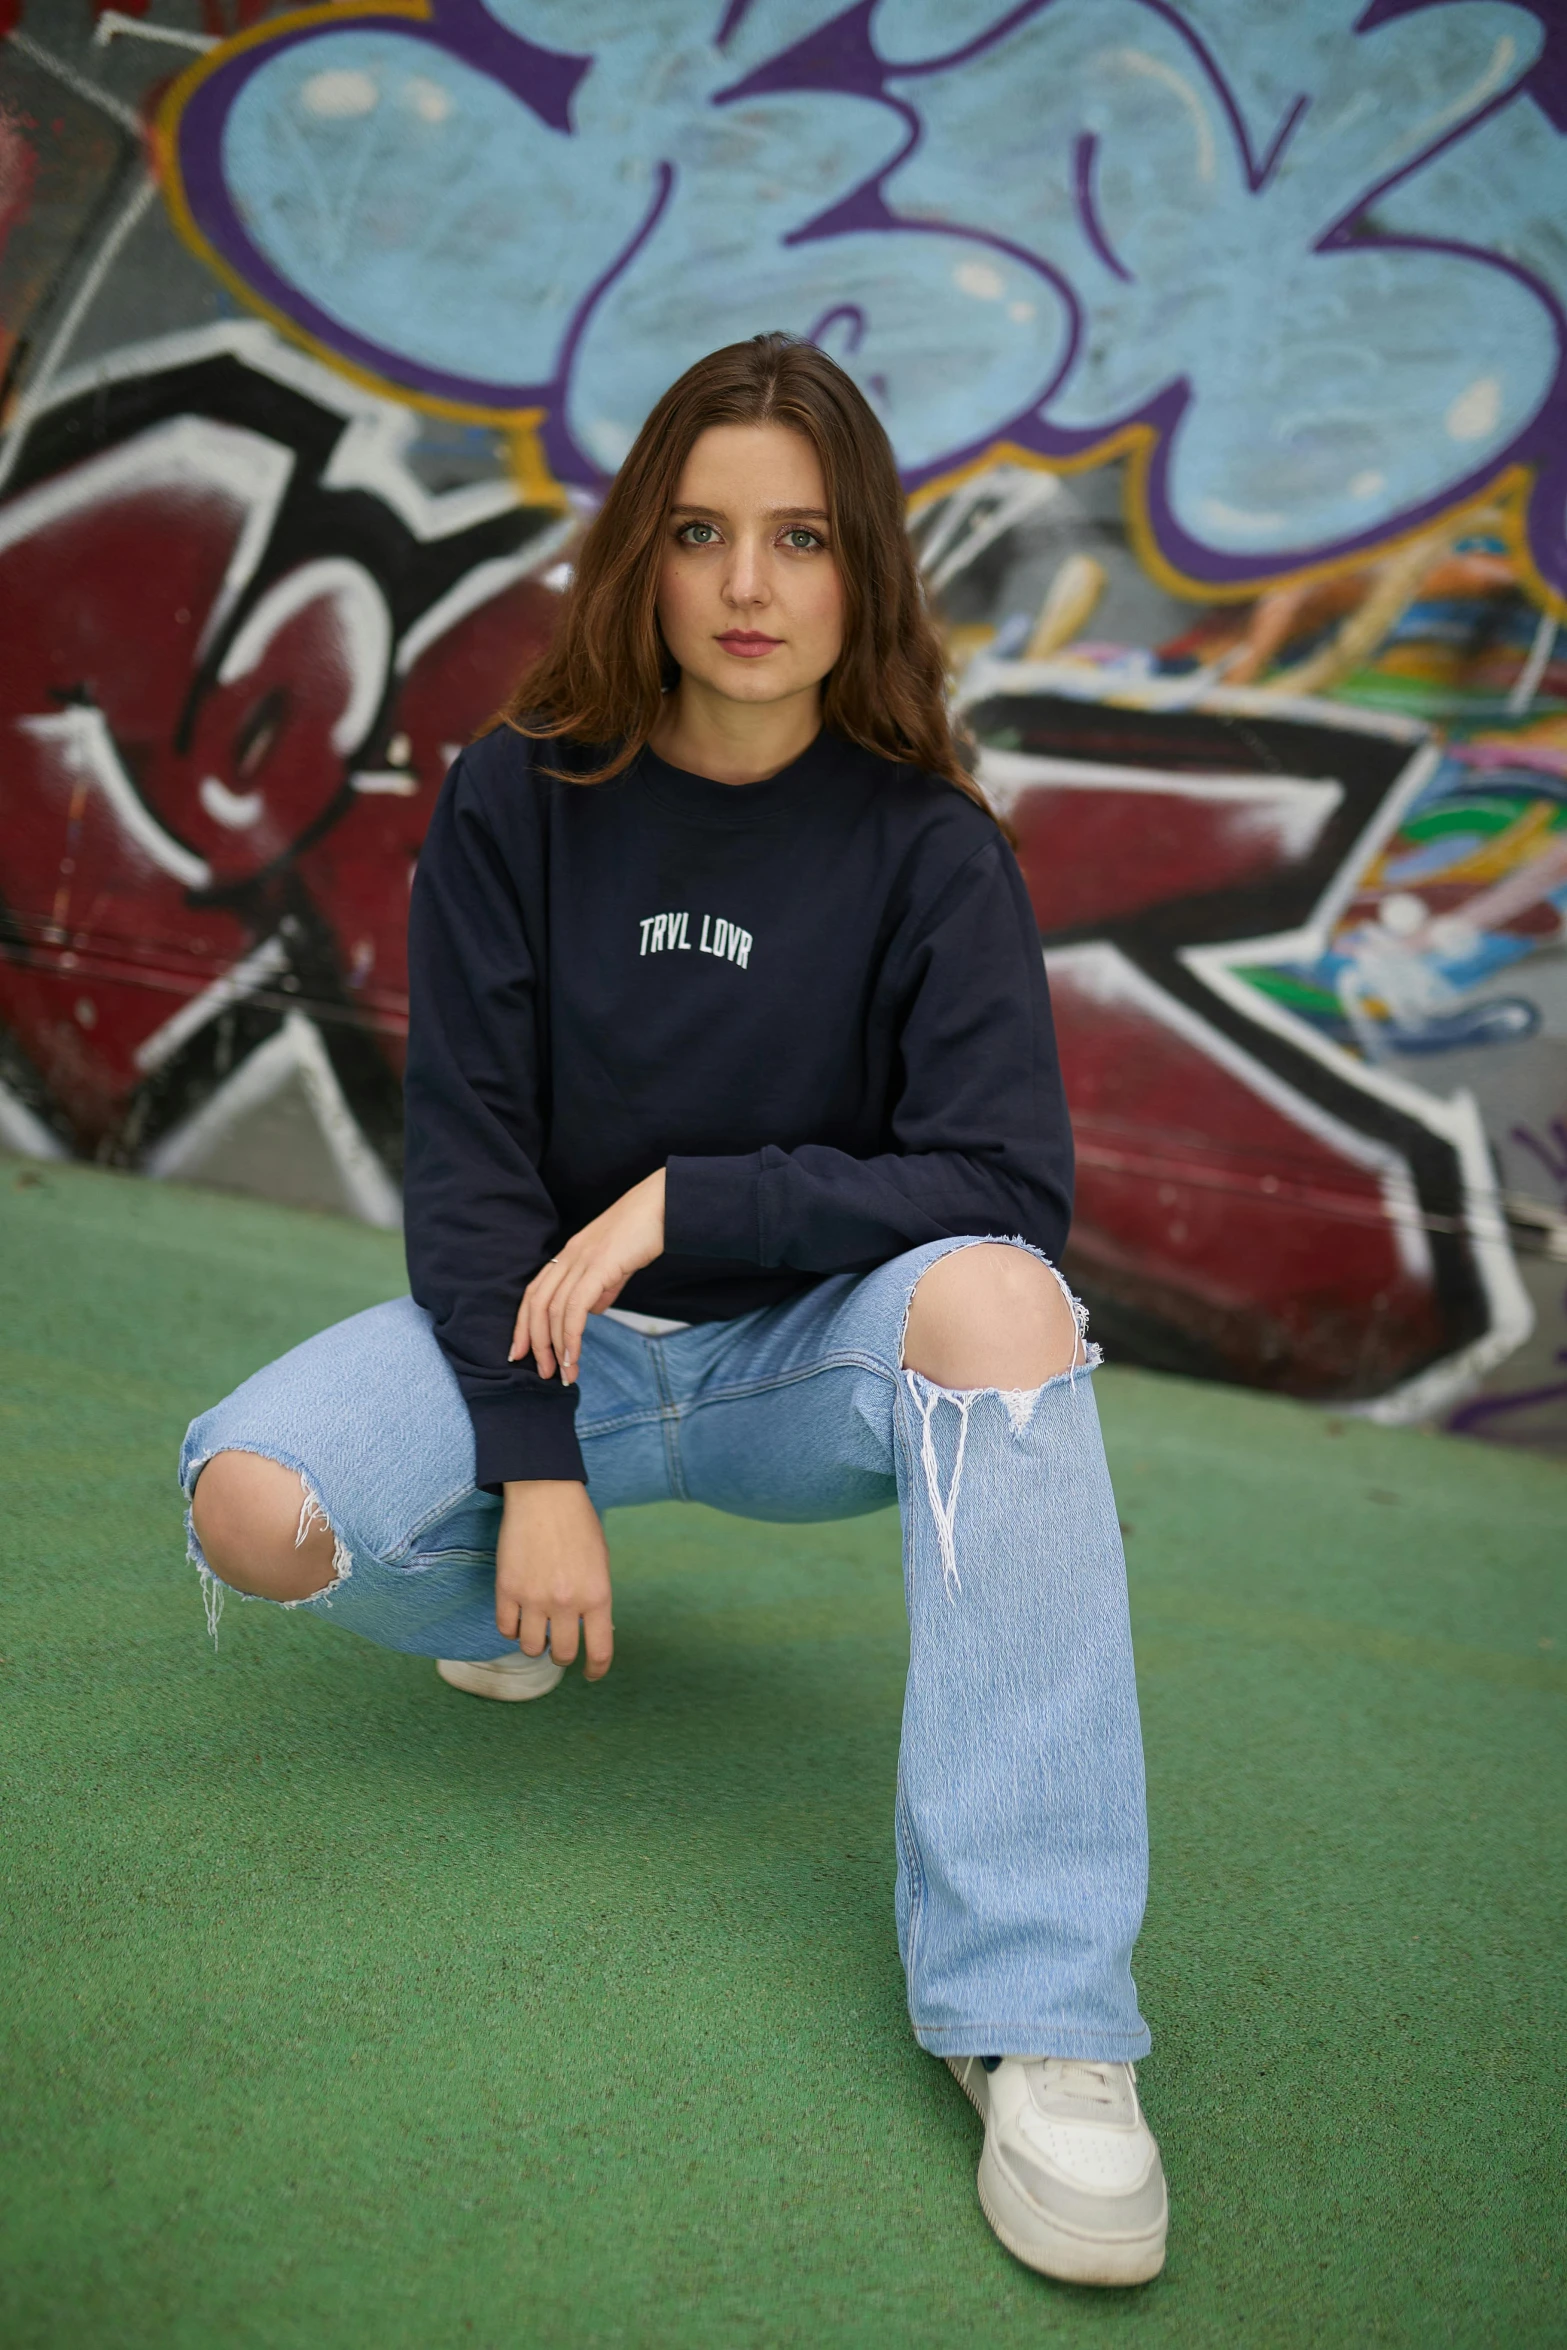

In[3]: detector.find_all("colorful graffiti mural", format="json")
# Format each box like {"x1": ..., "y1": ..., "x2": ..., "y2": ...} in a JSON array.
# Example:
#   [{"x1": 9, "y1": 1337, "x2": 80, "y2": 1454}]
[
  {"x1": 0, "y1": 328, "x2": 574, "y2": 1210},
  {"x1": 1, "y1": 0, "x2": 1564, "y2": 1442},
  {"x1": 156, "y1": 0, "x2": 1567, "y2": 593},
  {"x1": 925, "y1": 453, "x2": 1567, "y2": 1433}
]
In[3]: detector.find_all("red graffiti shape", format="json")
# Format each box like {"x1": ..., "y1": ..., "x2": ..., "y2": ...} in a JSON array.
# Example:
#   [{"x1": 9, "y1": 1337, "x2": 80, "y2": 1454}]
[
  {"x1": 0, "y1": 408, "x2": 563, "y2": 1140},
  {"x1": 1000, "y1": 751, "x2": 1455, "y2": 1398}
]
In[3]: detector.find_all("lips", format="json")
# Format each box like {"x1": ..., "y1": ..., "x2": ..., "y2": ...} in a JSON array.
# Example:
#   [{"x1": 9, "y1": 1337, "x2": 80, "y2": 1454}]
[{"x1": 717, "y1": 631, "x2": 782, "y2": 657}]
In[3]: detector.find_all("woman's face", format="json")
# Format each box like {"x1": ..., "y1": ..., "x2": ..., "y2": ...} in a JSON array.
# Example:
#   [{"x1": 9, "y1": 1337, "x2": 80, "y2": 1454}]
[{"x1": 656, "y1": 423, "x2": 846, "y2": 710}]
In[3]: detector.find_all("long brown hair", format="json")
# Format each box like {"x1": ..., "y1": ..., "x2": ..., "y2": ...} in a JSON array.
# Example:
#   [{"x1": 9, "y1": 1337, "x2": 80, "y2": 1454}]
[{"x1": 501, "y1": 333, "x2": 990, "y2": 815}]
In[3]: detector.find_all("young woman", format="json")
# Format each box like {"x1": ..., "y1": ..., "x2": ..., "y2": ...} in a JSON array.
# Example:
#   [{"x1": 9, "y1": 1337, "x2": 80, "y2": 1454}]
[{"x1": 182, "y1": 334, "x2": 1165, "y2": 2289}]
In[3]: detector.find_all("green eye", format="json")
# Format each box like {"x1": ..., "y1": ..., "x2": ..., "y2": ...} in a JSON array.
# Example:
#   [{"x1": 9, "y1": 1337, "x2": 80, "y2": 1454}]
[
  {"x1": 679, "y1": 522, "x2": 717, "y2": 545},
  {"x1": 785, "y1": 528, "x2": 823, "y2": 551}
]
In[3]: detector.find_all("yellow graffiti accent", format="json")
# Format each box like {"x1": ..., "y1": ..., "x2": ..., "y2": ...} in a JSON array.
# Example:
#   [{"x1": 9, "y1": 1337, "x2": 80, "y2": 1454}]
[
  {"x1": 503, "y1": 424, "x2": 572, "y2": 514},
  {"x1": 910, "y1": 434, "x2": 1565, "y2": 627},
  {"x1": 1470, "y1": 713, "x2": 1567, "y2": 758},
  {"x1": 942, "y1": 622, "x2": 998, "y2": 683},
  {"x1": 1374, "y1": 644, "x2": 1474, "y2": 685},
  {"x1": 1436, "y1": 800, "x2": 1563, "y2": 889},
  {"x1": 1268, "y1": 527, "x2": 1455, "y2": 698},
  {"x1": 1023, "y1": 553, "x2": 1108, "y2": 661},
  {"x1": 1363, "y1": 798, "x2": 1563, "y2": 898}
]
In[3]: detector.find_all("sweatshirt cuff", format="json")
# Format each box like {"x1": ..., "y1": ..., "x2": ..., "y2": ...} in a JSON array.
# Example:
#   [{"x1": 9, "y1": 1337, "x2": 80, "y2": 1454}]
[
  {"x1": 664, "y1": 1152, "x2": 765, "y2": 1262},
  {"x1": 465, "y1": 1385, "x2": 585, "y2": 1491}
]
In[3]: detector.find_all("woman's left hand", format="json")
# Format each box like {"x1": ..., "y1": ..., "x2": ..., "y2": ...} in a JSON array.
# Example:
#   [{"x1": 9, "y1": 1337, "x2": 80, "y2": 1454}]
[{"x1": 510, "y1": 1167, "x2": 667, "y2": 1386}]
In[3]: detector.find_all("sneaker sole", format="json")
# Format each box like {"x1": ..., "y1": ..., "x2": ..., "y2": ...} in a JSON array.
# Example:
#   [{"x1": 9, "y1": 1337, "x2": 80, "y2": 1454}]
[
  {"x1": 947, "y1": 2057, "x2": 1168, "y2": 2289},
  {"x1": 435, "y1": 1656, "x2": 564, "y2": 1701}
]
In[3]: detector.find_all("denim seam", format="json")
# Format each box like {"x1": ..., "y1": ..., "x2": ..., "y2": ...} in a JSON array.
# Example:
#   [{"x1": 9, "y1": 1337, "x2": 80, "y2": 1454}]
[
  {"x1": 663, "y1": 1346, "x2": 1101, "y2": 1423},
  {"x1": 578, "y1": 1240, "x2": 1091, "y2": 1429},
  {"x1": 657, "y1": 1237, "x2": 1099, "y2": 1419},
  {"x1": 391, "y1": 1479, "x2": 500, "y2": 1558},
  {"x1": 896, "y1": 1781, "x2": 928, "y2": 2003},
  {"x1": 649, "y1": 1336, "x2": 689, "y2": 1502},
  {"x1": 395, "y1": 1547, "x2": 496, "y2": 1571},
  {"x1": 911, "y1": 2023, "x2": 1154, "y2": 2052},
  {"x1": 577, "y1": 1361, "x2": 887, "y2": 1433},
  {"x1": 664, "y1": 1347, "x2": 892, "y2": 1411},
  {"x1": 574, "y1": 1399, "x2": 684, "y2": 1440},
  {"x1": 892, "y1": 1386, "x2": 929, "y2": 2004}
]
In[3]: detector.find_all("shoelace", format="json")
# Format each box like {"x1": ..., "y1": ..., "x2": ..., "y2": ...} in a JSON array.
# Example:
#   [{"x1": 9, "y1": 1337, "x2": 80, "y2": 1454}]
[{"x1": 1036, "y1": 2058, "x2": 1121, "y2": 2106}]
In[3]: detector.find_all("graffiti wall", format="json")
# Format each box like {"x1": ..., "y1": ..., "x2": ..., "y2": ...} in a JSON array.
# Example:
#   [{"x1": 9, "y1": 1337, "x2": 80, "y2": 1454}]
[{"x1": 2, "y1": 0, "x2": 1565, "y2": 1446}]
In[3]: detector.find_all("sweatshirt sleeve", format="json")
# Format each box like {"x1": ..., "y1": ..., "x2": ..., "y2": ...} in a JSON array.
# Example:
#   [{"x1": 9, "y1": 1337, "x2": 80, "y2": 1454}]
[
  {"x1": 403, "y1": 751, "x2": 584, "y2": 1489},
  {"x1": 663, "y1": 834, "x2": 1072, "y2": 1272}
]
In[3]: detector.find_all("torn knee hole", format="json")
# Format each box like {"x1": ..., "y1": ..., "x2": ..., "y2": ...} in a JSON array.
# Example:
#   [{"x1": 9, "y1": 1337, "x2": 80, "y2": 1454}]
[
  {"x1": 900, "y1": 1239, "x2": 1093, "y2": 1386},
  {"x1": 187, "y1": 1457, "x2": 351, "y2": 1640}
]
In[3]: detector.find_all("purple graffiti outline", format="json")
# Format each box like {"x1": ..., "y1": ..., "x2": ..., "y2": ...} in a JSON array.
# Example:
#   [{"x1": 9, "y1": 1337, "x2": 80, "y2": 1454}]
[
  {"x1": 168, "y1": 0, "x2": 1567, "y2": 590},
  {"x1": 1511, "y1": 1115, "x2": 1567, "y2": 1200},
  {"x1": 1072, "y1": 133, "x2": 1133, "y2": 285},
  {"x1": 1311, "y1": 10, "x2": 1567, "y2": 600},
  {"x1": 808, "y1": 301, "x2": 867, "y2": 352},
  {"x1": 1449, "y1": 1349, "x2": 1567, "y2": 1435},
  {"x1": 536, "y1": 161, "x2": 675, "y2": 486},
  {"x1": 1359, "y1": 0, "x2": 1567, "y2": 134},
  {"x1": 881, "y1": 0, "x2": 1566, "y2": 584},
  {"x1": 713, "y1": 0, "x2": 757, "y2": 51},
  {"x1": 175, "y1": 0, "x2": 597, "y2": 419}
]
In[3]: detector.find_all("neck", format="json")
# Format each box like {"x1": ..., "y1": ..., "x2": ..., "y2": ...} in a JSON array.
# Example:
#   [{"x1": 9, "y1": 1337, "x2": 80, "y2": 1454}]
[{"x1": 648, "y1": 675, "x2": 823, "y2": 786}]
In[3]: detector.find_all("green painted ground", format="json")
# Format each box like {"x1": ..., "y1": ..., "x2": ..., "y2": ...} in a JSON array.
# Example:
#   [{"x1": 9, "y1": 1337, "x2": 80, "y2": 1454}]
[{"x1": 2, "y1": 1157, "x2": 1562, "y2": 2348}]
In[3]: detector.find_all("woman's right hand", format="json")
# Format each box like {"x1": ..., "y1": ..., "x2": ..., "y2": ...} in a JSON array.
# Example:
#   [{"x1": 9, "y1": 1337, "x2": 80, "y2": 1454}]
[{"x1": 496, "y1": 1480, "x2": 613, "y2": 1678}]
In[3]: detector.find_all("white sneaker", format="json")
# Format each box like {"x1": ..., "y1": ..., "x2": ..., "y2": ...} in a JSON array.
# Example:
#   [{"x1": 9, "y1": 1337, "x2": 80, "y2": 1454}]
[
  {"x1": 947, "y1": 2054, "x2": 1168, "y2": 2286},
  {"x1": 435, "y1": 1650, "x2": 564, "y2": 1701}
]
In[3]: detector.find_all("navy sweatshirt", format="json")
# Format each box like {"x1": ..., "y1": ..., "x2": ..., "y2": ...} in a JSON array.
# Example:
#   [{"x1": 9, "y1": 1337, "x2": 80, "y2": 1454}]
[{"x1": 403, "y1": 723, "x2": 1074, "y2": 1488}]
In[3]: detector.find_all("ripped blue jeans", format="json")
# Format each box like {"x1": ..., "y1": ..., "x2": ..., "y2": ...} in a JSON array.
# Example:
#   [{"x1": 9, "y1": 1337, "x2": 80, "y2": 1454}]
[{"x1": 180, "y1": 1236, "x2": 1151, "y2": 2060}]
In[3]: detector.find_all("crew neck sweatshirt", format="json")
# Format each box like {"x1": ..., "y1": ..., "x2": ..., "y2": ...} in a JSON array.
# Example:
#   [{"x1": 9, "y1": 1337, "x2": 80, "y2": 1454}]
[{"x1": 403, "y1": 723, "x2": 1074, "y2": 1489}]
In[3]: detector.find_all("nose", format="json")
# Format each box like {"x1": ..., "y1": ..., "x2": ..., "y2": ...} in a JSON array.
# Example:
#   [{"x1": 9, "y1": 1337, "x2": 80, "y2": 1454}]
[{"x1": 722, "y1": 534, "x2": 770, "y2": 611}]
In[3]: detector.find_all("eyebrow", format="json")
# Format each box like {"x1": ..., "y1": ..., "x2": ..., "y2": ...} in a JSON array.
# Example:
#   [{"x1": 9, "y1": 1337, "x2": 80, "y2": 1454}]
[{"x1": 670, "y1": 504, "x2": 830, "y2": 521}]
